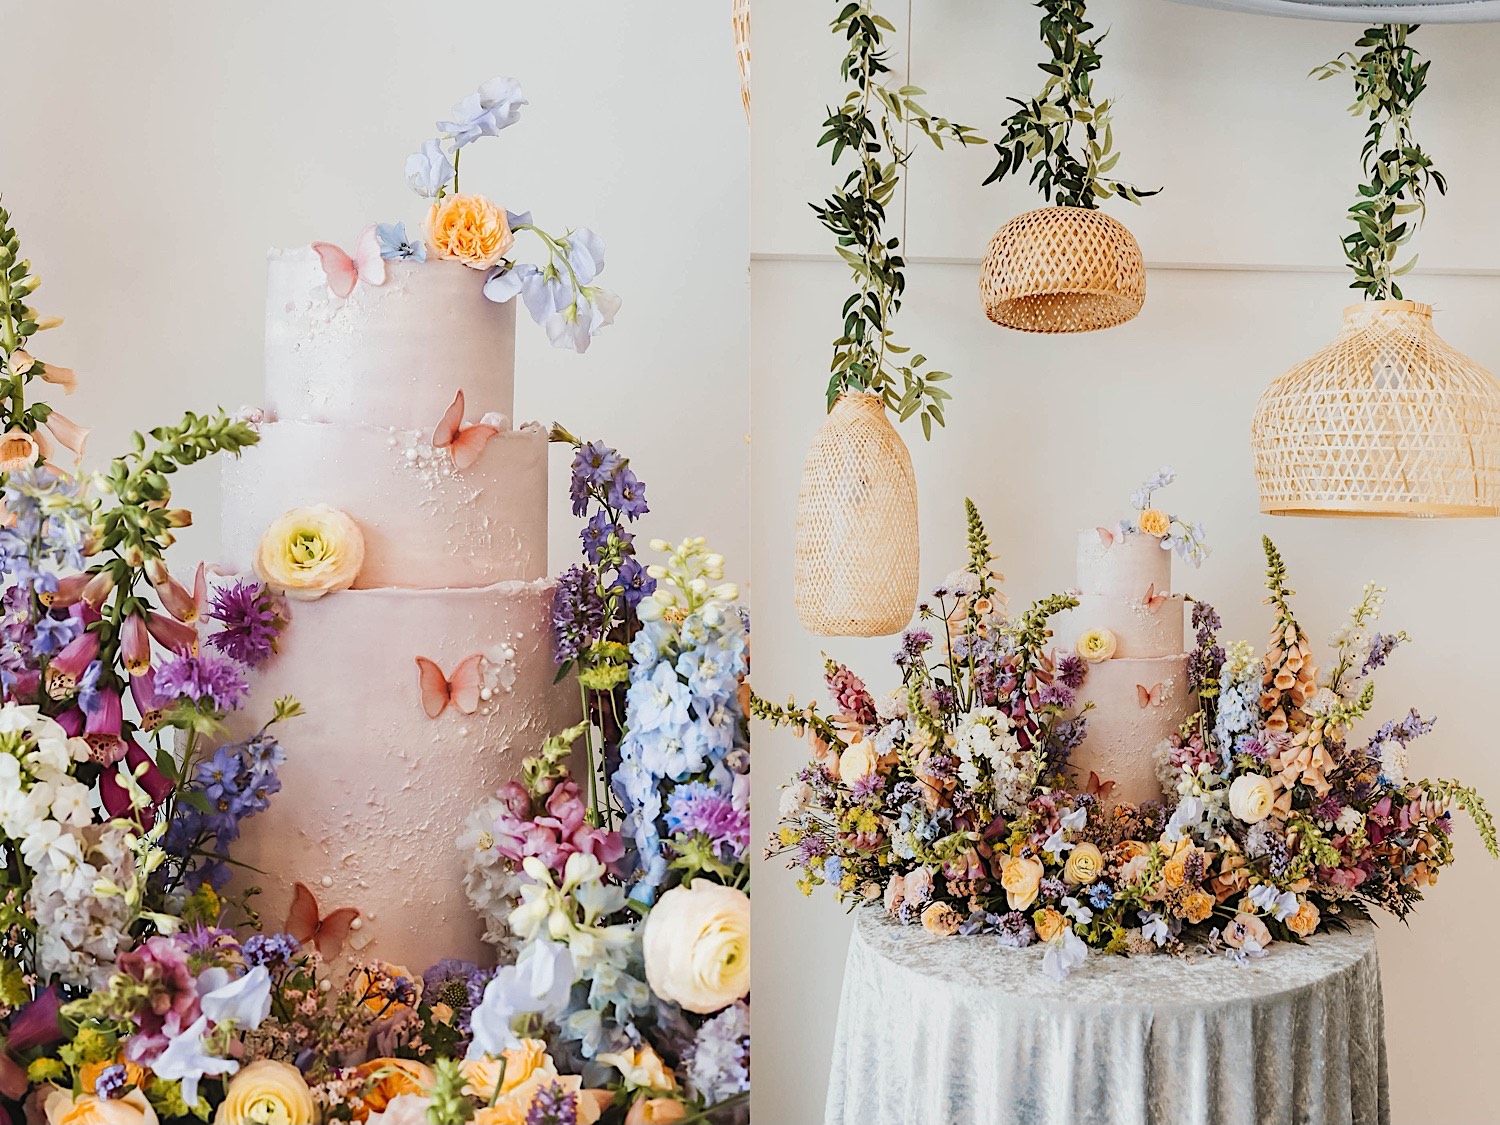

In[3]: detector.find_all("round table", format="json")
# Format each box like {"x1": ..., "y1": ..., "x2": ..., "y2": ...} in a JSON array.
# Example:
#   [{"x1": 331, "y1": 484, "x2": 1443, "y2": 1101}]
[{"x1": 825, "y1": 911, "x2": 1388, "y2": 1125}]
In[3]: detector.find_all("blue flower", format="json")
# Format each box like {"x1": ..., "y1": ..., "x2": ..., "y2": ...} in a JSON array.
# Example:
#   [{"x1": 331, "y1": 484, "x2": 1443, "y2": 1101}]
[
  {"x1": 611, "y1": 556, "x2": 655, "y2": 609},
  {"x1": 606, "y1": 467, "x2": 649, "y2": 520},
  {"x1": 404, "y1": 138, "x2": 454, "y2": 198},
  {"x1": 580, "y1": 510, "x2": 623, "y2": 564},
  {"x1": 437, "y1": 76, "x2": 528, "y2": 147},
  {"x1": 564, "y1": 228, "x2": 606, "y2": 285},
  {"x1": 374, "y1": 222, "x2": 426, "y2": 262}
]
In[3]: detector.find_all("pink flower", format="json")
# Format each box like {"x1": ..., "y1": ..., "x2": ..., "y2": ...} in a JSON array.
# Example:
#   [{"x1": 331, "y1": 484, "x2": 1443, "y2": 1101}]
[
  {"x1": 45, "y1": 630, "x2": 99, "y2": 699},
  {"x1": 118, "y1": 936, "x2": 201, "y2": 1062},
  {"x1": 145, "y1": 611, "x2": 198, "y2": 656},
  {"x1": 101, "y1": 742, "x2": 173, "y2": 830},
  {"x1": 491, "y1": 778, "x2": 624, "y2": 876},
  {"x1": 130, "y1": 669, "x2": 173, "y2": 731},
  {"x1": 120, "y1": 614, "x2": 152, "y2": 676},
  {"x1": 146, "y1": 560, "x2": 199, "y2": 624},
  {"x1": 84, "y1": 687, "x2": 127, "y2": 765}
]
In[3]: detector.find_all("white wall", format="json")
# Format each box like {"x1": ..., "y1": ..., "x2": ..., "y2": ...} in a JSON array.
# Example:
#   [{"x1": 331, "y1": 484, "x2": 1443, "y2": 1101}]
[
  {"x1": 0, "y1": 0, "x2": 749, "y2": 579},
  {"x1": 751, "y1": 3, "x2": 1500, "y2": 1124}
]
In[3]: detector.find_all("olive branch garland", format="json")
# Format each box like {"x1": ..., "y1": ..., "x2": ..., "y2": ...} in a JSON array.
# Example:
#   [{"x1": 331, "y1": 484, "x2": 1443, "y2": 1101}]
[
  {"x1": 1313, "y1": 25, "x2": 1445, "y2": 300},
  {"x1": 983, "y1": 0, "x2": 1157, "y2": 209},
  {"x1": 813, "y1": 1, "x2": 984, "y2": 439}
]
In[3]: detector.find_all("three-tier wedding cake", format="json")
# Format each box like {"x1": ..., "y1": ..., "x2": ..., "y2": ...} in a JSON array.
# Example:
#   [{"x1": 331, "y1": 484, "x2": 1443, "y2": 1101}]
[{"x1": 219, "y1": 250, "x2": 577, "y2": 970}]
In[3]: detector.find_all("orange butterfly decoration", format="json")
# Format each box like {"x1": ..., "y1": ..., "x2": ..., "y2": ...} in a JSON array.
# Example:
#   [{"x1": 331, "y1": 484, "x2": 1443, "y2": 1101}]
[
  {"x1": 1085, "y1": 771, "x2": 1117, "y2": 801},
  {"x1": 415, "y1": 654, "x2": 484, "y2": 718},
  {"x1": 431, "y1": 389, "x2": 500, "y2": 471},
  {"x1": 1136, "y1": 682, "x2": 1164, "y2": 708},
  {"x1": 1141, "y1": 583, "x2": 1168, "y2": 611},
  {"x1": 286, "y1": 881, "x2": 361, "y2": 959},
  {"x1": 1095, "y1": 525, "x2": 1126, "y2": 548}
]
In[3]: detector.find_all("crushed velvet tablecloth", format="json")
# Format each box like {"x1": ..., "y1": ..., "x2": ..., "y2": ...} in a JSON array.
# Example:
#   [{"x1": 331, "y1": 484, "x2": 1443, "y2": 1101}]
[{"x1": 826, "y1": 911, "x2": 1387, "y2": 1125}]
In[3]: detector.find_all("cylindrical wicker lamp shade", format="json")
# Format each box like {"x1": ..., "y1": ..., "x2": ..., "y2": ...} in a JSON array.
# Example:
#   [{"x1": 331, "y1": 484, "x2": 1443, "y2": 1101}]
[
  {"x1": 1252, "y1": 300, "x2": 1500, "y2": 517},
  {"x1": 795, "y1": 393, "x2": 919, "y2": 636},
  {"x1": 733, "y1": 0, "x2": 750, "y2": 120},
  {"x1": 980, "y1": 206, "x2": 1146, "y2": 333}
]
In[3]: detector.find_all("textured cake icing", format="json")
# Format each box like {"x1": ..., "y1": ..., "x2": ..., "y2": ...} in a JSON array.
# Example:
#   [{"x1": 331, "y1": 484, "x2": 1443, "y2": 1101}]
[
  {"x1": 1051, "y1": 532, "x2": 1192, "y2": 806},
  {"x1": 221, "y1": 251, "x2": 576, "y2": 969}
]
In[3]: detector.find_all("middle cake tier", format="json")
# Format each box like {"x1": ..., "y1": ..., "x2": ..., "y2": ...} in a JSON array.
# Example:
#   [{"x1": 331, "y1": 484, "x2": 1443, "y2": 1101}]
[{"x1": 221, "y1": 418, "x2": 548, "y2": 590}]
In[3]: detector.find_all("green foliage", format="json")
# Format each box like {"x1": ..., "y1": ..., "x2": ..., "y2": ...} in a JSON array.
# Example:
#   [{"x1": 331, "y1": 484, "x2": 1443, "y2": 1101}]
[
  {"x1": 1261, "y1": 535, "x2": 1295, "y2": 618},
  {"x1": 748, "y1": 689, "x2": 841, "y2": 746},
  {"x1": 1313, "y1": 25, "x2": 1446, "y2": 299},
  {"x1": 963, "y1": 497, "x2": 996, "y2": 595},
  {"x1": 1011, "y1": 592, "x2": 1080, "y2": 666},
  {"x1": 814, "y1": 1, "x2": 983, "y2": 437},
  {"x1": 1420, "y1": 778, "x2": 1499, "y2": 858},
  {"x1": 984, "y1": 0, "x2": 1157, "y2": 208},
  {"x1": 0, "y1": 197, "x2": 65, "y2": 436}
]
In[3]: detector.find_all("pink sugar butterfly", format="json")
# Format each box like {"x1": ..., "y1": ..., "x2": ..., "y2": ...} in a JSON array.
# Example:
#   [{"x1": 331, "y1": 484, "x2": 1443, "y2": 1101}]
[
  {"x1": 1096, "y1": 525, "x2": 1126, "y2": 548},
  {"x1": 1136, "y1": 682, "x2": 1164, "y2": 708},
  {"x1": 311, "y1": 225, "x2": 386, "y2": 298},
  {"x1": 432, "y1": 389, "x2": 500, "y2": 471},
  {"x1": 1142, "y1": 583, "x2": 1168, "y2": 611},
  {"x1": 286, "y1": 881, "x2": 360, "y2": 959},
  {"x1": 416, "y1": 653, "x2": 484, "y2": 718},
  {"x1": 1085, "y1": 771, "x2": 1117, "y2": 802}
]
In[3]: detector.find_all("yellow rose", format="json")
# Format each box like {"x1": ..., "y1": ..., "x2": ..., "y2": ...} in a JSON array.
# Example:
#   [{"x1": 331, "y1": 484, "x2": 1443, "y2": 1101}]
[
  {"x1": 625, "y1": 1097, "x2": 689, "y2": 1124},
  {"x1": 837, "y1": 734, "x2": 878, "y2": 785},
  {"x1": 920, "y1": 901, "x2": 962, "y2": 936},
  {"x1": 45, "y1": 1089, "x2": 158, "y2": 1125},
  {"x1": 1137, "y1": 508, "x2": 1170, "y2": 537},
  {"x1": 1033, "y1": 907, "x2": 1068, "y2": 943},
  {"x1": 462, "y1": 1040, "x2": 551, "y2": 1101},
  {"x1": 1064, "y1": 842, "x2": 1104, "y2": 885},
  {"x1": 356, "y1": 1057, "x2": 435, "y2": 1117},
  {"x1": 0, "y1": 428, "x2": 39, "y2": 475},
  {"x1": 1000, "y1": 854, "x2": 1045, "y2": 911},
  {"x1": 424, "y1": 194, "x2": 514, "y2": 269},
  {"x1": 1075, "y1": 628, "x2": 1118, "y2": 663},
  {"x1": 642, "y1": 882, "x2": 749, "y2": 1015},
  {"x1": 1286, "y1": 896, "x2": 1321, "y2": 937},
  {"x1": 1179, "y1": 890, "x2": 1215, "y2": 924},
  {"x1": 473, "y1": 1076, "x2": 613, "y2": 1125},
  {"x1": 214, "y1": 1059, "x2": 316, "y2": 1124},
  {"x1": 1223, "y1": 912, "x2": 1273, "y2": 951},
  {"x1": 1228, "y1": 774, "x2": 1276, "y2": 825},
  {"x1": 255, "y1": 505, "x2": 366, "y2": 601},
  {"x1": 597, "y1": 1044, "x2": 677, "y2": 1093},
  {"x1": 1161, "y1": 844, "x2": 1201, "y2": 891}
]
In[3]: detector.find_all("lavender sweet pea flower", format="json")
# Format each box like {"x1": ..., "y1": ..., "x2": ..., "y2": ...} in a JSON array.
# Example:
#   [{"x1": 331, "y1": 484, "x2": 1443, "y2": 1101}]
[
  {"x1": 150, "y1": 1016, "x2": 238, "y2": 1105},
  {"x1": 565, "y1": 228, "x2": 606, "y2": 285},
  {"x1": 438, "y1": 76, "x2": 528, "y2": 147},
  {"x1": 405, "y1": 138, "x2": 454, "y2": 198},
  {"x1": 1041, "y1": 929, "x2": 1088, "y2": 982},
  {"x1": 198, "y1": 965, "x2": 272, "y2": 1029},
  {"x1": 466, "y1": 939, "x2": 574, "y2": 1058},
  {"x1": 544, "y1": 288, "x2": 621, "y2": 354},
  {"x1": 375, "y1": 222, "x2": 425, "y2": 262}
]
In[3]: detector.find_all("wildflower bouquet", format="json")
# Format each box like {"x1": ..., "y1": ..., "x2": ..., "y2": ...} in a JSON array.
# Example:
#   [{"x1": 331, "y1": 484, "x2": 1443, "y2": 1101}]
[{"x1": 765, "y1": 501, "x2": 1495, "y2": 980}]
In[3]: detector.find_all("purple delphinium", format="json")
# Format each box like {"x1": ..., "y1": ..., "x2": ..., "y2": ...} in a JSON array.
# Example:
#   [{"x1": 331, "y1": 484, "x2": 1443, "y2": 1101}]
[
  {"x1": 551, "y1": 564, "x2": 606, "y2": 665},
  {"x1": 1038, "y1": 682, "x2": 1074, "y2": 709},
  {"x1": 1188, "y1": 601, "x2": 1225, "y2": 698},
  {"x1": 580, "y1": 510, "x2": 628, "y2": 564},
  {"x1": 611, "y1": 555, "x2": 656, "y2": 609},
  {"x1": 524, "y1": 1080, "x2": 578, "y2": 1125},
  {"x1": 667, "y1": 784, "x2": 751, "y2": 862},
  {"x1": 571, "y1": 441, "x2": 624, "y2": 515},
  {"x1": 205, "y1": 581, "x2": 282, "y2": 667},
  {"x1": 155, "y1": 650, "x2": 250, "y2": 712},
  {"x1": 1362, "y1": 632, "x2": 1407, "y2": 677},
  {"x1": 606, "y1": 466, "x2": 649, "y2": 520}
]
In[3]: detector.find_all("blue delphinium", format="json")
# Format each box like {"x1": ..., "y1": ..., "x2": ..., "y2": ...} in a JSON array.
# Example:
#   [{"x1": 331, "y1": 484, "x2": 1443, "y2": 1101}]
[{"x1": 163, "y1": 732, "x2": 286, "y2": 890}]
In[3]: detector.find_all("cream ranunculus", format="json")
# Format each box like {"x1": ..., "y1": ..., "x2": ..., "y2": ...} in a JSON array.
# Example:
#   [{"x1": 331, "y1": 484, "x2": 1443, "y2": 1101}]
[
  {"x1": 1063, "y1": 842, "x2": 1104, "y2": 885},
  {"x1": 255, "y1": 505, "x2": 365, "y2": 601},
  {"x1": 214, "y1": 1058, "x2": 316, "y2": 1124},
  {"x1": 1227, "y1": 773, "x2": 1276, "y2": 825},
  {"x1": 837, "y1": 734, "x2": 878, "y2": 786},
  {"x1": 1075, "y1": 628, "x2": 1118, "y2": 663},
  {"x1": 1000, "y1": 854, "x2": 1045, "y2": 911},
  {"x1": 596, "y1": 1043, "x2": 677, "y2": 1092},
  {"x1": 46, "y1": 1089, "x2": 159, "y2": 1125},
  {"x1": 642, "y1": 881, "x2": 749, "y2": 1015},
  {"x1": 424, "y1": 194, "x2": 514, "y2": 269}
]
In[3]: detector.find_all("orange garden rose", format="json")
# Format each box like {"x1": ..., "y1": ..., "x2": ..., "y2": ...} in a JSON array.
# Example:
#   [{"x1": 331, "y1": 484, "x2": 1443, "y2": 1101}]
[
  {"x1": 1286, "y1": 896, "x2": 1321, "y2": 937},
  {"x1": 920, "y1": 901, "x2": 963, "y2": 936},
  {"x1": 355, "y1": 1058, "x2": 434, "y2": 1119},
  {"x1": 1033, "y1": 907, "x2": 1068, "y2": 943},
  {"x1": 1137, "y1": 507, "x2": 1171, "y2": 537},
  {"x1": 1000, "y1": 854, "x2": 1045, "y2": 911},
  {"x1": 1179, "y1": 890, "x2": 1216, "y2": 924},
  {"x1": 424, "y1": 194, "x2": 514, "y2": 269}
]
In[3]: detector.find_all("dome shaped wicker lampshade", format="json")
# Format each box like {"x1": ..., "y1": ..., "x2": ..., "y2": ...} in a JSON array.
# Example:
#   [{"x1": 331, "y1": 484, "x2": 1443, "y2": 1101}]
[
  {"x1": 980, "y1": 206, "x2": 1146, "y2": 333},
  {"x1": 732, "y1": 0, "x2": 750, "y2": 120},
  {"x1": 795, "y1": 393, "x2": 919, "y2": 636},
  {"x1": 1252, "y1": 300, "x2": 1500, "y2": 517}
]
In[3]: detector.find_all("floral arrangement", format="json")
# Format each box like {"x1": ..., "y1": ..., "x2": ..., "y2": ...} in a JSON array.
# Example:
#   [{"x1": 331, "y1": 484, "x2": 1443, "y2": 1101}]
[
  {"x1": 1102, "y1": 467, "x2": 1209, "y2": 568},
  {"x1": 763, "y1": 500, "x2": 1495, "y2": 980},
  {"x1": 385, "y1": 76, "x2": 619, "y2": 353}
]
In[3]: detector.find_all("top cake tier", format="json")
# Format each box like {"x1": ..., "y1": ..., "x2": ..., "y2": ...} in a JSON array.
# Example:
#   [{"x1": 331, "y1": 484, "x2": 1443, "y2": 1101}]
[
  {"x1": 1074, "y1": 530, "x2": 1172, "y2": 599},
  {"x1": 265, "y1": 250, "x2": 516, "y2": 425}
]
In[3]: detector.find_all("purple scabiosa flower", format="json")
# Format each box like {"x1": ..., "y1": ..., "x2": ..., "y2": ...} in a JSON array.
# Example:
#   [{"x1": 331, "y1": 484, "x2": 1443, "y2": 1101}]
[
  {"x1": 205, "y1": 581, "x2": 282, "y2": 667},
  {"x1": 667, "y1": 783, "x2": 751, "y2": 861},
  {"x1": 155, "y1": 650, "x2": 250, "y2": 712},
  {"x1": 607, "y1": 466, "x2": 649, "y2": 520},
  {"x1": 423, "y1": 959, "x2": 482, "y2": 1030},
  {"x1": 242, "y1": 933, "x2": 301, "y2": 969},
  {"x1": 895, "y1": 628, "x2": 933, "y2": 672},
  {"x1": 1055, "y1": 652, "x2": 1088, "y2": 691},
  {"x1": 611, "y1": 554, "x2": 656, "y2": 609},
  {"x1": 524, "y1": 1081, "x2": 578, "y2": 1125},
  {"x1": 995, "y1": 911, "x2": 1036, "y2": 949},
  {"x1": 551, "y1": 564, "x2": 606, "y2": 664}
]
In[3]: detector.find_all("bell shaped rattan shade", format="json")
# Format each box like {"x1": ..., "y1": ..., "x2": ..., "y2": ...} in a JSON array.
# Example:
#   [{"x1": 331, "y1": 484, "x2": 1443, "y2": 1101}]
[
  {"x1": 1252, "y1": 300, "x2": 1500, "y2": 517},
  {"x1": 980, "y1": 206, "x2": 1146, "y2": 333},
  {"x1": 733, "y1": 0, "x2": 750, "y2": 120},
  {"x1": 795, "y1": 393, "x2": 919, "y2": 636}
]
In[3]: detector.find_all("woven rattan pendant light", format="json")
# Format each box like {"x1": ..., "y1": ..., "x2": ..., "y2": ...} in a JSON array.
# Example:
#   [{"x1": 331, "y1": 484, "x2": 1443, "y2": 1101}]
[
  {"x1": 1251, "y1": 24, "x2": 1500, "y2": 517},
  {"x1": 977, "y1": 1, "x2": 1156, "y2": 334},
  {"x1": 732, "y1": 0, "x2": 750, "y2": 121}
]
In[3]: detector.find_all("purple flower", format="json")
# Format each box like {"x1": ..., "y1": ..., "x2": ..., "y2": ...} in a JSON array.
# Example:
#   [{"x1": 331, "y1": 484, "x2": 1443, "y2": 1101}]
[
  {"x1": 580, "y1": 510, "x2": 627, "y2": 564},
  {"x1": 995, "y1": 911, "x2": 1036, "y2": 949},
  {"x1": 94, "y1": 1064, "x2": 129, "y2": 1100},
  {"x1": 1038, "y1": 682, "x2": 1074, "y2": 709},
  {"x1": 611, "y1": 555, "x2": 656, "y2": 609},
  {"x1": 156, "y1": 650, "x2": 250, "y2": 712},
  {"x1": 242, "y1": 933, "x2": 301, "y2": 969},
  {"x1": 205, "y1": 581, "x2": 282, "y2": 668},
  {"x1": 551, "y1": 565, "x2": 606, "y2": 665},
  {"x1": 117, "y1": 936, "x2": 201, "y2": 1062},
  {"x1": 1362, "y1": 632, "x2": 1406, "y2": 676},
  {"x1": 524, "y1": 1081, "x2": 578, "y2": 1125},
  {"x1": 667, "y1": 783, "x2": 750, "y2": 861},
  {"x1": 574, "y1": 441, "x2": 624, "y2": 488},
  {"x1": 1055, "y1": 653, "x2": 1087, "y2": 691},
  {"x1": 1039, "y1": 876, "x2": 1066, "y2": 902},
  {"x1": 606, "y1": 466, "x2": 649, "y2": 520},
  {"x1": 685, "y1": 1000, "x2": 750, "y2": 1104},
  {"x1": 423, "y1": 959, "x2": 483, "y2": 1034}
]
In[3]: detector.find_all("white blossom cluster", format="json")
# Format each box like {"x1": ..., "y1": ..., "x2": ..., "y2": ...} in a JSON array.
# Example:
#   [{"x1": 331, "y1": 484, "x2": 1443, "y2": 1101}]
[
  {"x1": 458, "y1": 796, "x2": 527, "y2": 959},
  {"x1": 952, "y1": 707, "x2": 1033, "y2": 815}
]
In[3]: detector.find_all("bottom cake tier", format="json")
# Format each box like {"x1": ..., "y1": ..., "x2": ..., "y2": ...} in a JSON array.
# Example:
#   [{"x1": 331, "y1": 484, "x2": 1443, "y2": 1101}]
[
  {"x1": 222, "y1": 575, "x2": 579, "y2": 972},
  {"x1": 1063, "y1": 653, "x2": 1191, "y2": 808}
]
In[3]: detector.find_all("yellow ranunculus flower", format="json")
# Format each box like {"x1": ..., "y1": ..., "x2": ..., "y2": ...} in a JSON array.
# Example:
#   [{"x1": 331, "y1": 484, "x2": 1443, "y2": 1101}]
[
  {"x1": 462, "y1": 1040, "x2": 551, "y2": 1101},
  {"x1": 1137, "y1": 508, "x2": 1170, "y2": 537},
  {"x1": 255, "y1": 505, "x2": 365, "y2": 601},
  {"x1": 1075, "y1": 628, "x2": 1117, "y2": 663},
  {"x1": 424, "y1": 194, "x2": 514, "y2": 269},
  {"x1": 214, "y1": 1059, "x2": 316, "y2": 1124},
  {"x1": 1064, "y1": 842, "x2": 1104, "y2": 885},
  {"x1": 1000, "y1": 854, "x2": 1045, "y2": 911}
]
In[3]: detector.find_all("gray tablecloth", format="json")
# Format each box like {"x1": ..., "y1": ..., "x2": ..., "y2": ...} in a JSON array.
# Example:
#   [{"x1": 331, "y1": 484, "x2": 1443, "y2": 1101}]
[{"x1": 826, "y1": 911, "x2": 1388, "y2": 1125}]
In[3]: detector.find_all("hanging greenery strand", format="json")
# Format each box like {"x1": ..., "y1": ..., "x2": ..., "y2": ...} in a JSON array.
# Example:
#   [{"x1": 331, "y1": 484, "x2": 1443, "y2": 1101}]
[
  {"x1": 813, "y1": 1, "x2": 983, "y2": 439},
  {"x1": 1313, "y1": 24, "x2": 1446, "y2": 301},
  {"x1": 983, "y1": 0, "x2": 1156, "y2": 208}
]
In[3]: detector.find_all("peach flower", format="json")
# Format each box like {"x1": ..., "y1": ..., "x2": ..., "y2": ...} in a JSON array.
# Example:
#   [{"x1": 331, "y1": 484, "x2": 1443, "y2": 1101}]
[
  {"x1": 1223, "y1": 912, "x2": 1273, "y2": 951},
  {"x1": 597, "y1": 1044, "x2": 677, "y2": 1092},
  {"x1": 215, "y1": 1059, "x2": 316, "y2": 1124},
  {"x1": 1000, "y1": 854, "x2": 1045, "y2": 911},
  {"x1": 473, "y1": 1074, "x2": 611, "y2": 1125},
  {"x1": 356, "y1": 1057, "x2": 435, "y2": 1118},
  {"x1": 625, "y1": 1098, "x2": 689, "y2": 1125},
  {"x1": 0, "y1": 428, "x2": 38, "y2": 474},
  {"x1": 424, "y1": 194, "x2": 514, "y2": 269},
  {"x1": 1179, "y1": 890, "x2": 1215, "y2": 924},
  {"x1": 1286, "y1": 897, "x2": 1321, "y2": 937},
  {"x1": 44, "y1": 1089, "x2": 158, "y2": 1125},
  {"x1": 1137, "y1": 508, "x2": 1170, "y2": 537},
  {"x1": 1033, "y1": 907, "x2": 1068, "y2": 943},
  {"x1": 461, "y1": 1040, "x2": 549, "y2": 1101},
  {"x1": 920, "y1": 901, "x2": 963, "y2": 936}
]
